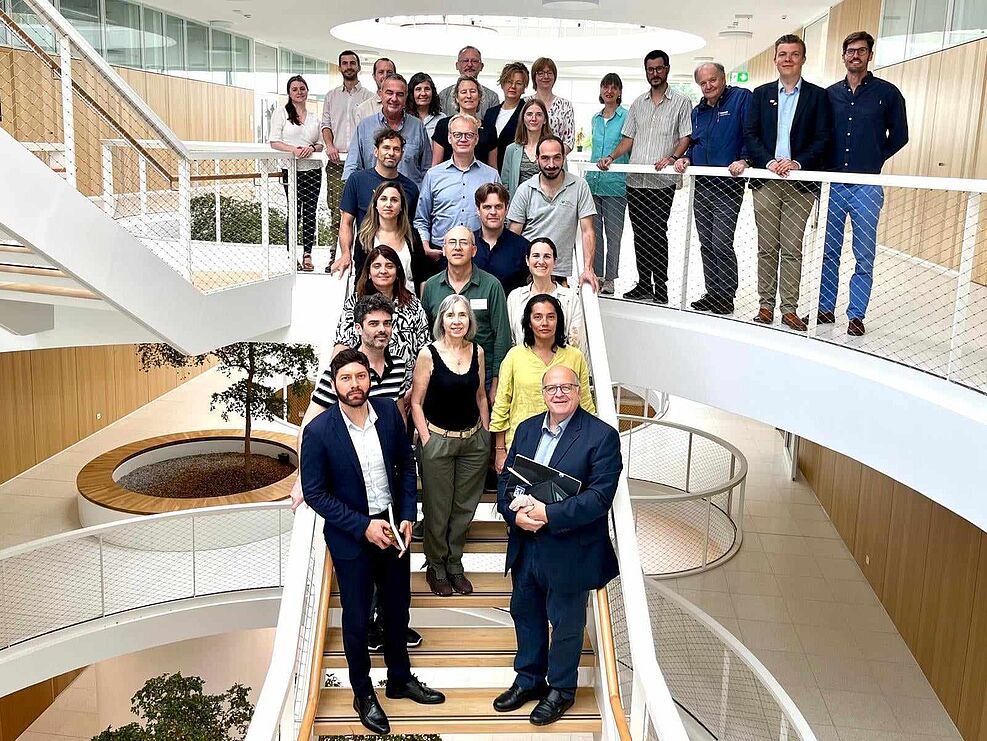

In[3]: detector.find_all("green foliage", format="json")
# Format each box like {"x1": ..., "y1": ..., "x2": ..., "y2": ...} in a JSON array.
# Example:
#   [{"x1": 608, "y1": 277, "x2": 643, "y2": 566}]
[
  {"x1": 91, "y1": 672, "x2": 252, "y2": 741},
  {"x1": 191, "y1": 194, "x2": 286, "y2": 246}
]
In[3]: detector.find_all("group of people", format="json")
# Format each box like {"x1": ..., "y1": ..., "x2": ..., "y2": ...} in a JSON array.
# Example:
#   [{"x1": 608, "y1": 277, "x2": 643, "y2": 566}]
[
  {"x1": 272, "y1": 31, "x2": 908, "y2": 336},
  {"x1": 284, "y1": 29, "x2": 908, "y2": 734}
]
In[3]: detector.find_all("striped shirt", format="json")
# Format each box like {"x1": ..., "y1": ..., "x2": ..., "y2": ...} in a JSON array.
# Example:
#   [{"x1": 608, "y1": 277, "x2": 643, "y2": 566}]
[
  {"x1": 622, "y1": 88, "x2": 693, "y2": 190},
  {"x1": 311, "y1": 350, "x2": 411, "y2": 408}
]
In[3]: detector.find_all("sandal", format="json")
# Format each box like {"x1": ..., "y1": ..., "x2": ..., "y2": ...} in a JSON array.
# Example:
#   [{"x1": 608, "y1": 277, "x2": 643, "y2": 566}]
[{"x1": 300, "y1": 254, "x2": 314, "y2": 272}]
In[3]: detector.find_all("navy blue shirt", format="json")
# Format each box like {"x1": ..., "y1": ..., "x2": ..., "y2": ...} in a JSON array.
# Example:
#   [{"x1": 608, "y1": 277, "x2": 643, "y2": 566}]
[
  {"x1": 339, "y1": 168, "x2": 421, "y2": 229},
  {"x1": 686, "y1": 86, "x2": 752, "y2": 166},
  {"x1": 473, "y1": 227, "x2": 531, "y2": 295},
  {"x1": 828, "y1": 72, "x2": 908, "y2": 174}
]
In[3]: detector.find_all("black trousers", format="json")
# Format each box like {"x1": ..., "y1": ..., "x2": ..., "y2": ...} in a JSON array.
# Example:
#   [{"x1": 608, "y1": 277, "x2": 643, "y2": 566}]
[
  {"x1": 510, "y1": 538, "x2": 586, "y2": 698},
  {"x1": 333, "y1": 522, "x2": 413, "y2": 696},
  {"x1": 693, "y1": 176, "x2": 745, "y2": 299},
  {"x1": 626, "y1": 186, "x2": 676, "y2": 298},
  {"x1": 281, "y1": 167, "x2": 321, "y2": 253}
]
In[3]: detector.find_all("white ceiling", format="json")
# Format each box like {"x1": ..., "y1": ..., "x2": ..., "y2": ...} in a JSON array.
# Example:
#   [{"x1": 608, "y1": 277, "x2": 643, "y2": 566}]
[{"x1": 151, "y1": 0, "x2": 834, "y2": 79}]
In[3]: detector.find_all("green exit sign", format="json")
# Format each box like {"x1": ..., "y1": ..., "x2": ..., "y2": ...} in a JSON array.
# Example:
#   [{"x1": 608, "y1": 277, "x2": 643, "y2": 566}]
[{"x1": 730, "y1": 71, "x2": 750, "y2": 83}]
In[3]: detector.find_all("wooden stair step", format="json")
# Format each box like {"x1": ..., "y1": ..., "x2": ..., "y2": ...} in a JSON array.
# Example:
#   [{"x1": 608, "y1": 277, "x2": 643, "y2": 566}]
[
  {"x1": 0, "y1": 281, "x2": 98, "y2": 300},
  {"x1": 411, "y1": 520, "x2": 507, "y2": 554},
  {"x1": 331, "y1": 572, "x2": 512, "y2": 609},
  {"x1": 323, "y1": 627, "x2": 593, "y2": 668},
  {"x1": 314, "y1": 686, "x2": 600, "y2": 735},
  {"x1": 0, "y1": 264, "x2": 64, "y2": 278},
  {"x1": 0, "y1": 244, "x2": 31, "y2": 254}
]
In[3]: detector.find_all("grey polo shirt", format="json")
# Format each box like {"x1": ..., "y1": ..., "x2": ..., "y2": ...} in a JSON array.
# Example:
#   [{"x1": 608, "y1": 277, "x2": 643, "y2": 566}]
[
  {"x1": 622, "y1": 88, "x2": 693, "y2": 190},
  {"x1": 506, "y1": 172, "x2": 596, "y2": 277}
]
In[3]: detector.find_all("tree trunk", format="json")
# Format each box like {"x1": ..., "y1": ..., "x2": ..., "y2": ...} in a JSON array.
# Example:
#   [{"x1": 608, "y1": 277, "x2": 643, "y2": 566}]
[{"x1": 244, "y1": 345, "x2": 253, "y2": 477}]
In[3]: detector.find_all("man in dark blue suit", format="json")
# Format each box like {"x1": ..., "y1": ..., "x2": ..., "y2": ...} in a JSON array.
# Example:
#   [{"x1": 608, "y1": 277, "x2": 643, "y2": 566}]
[
  {"x1": 302, "y1": 348, "x2": 445, "y2": 734},
  {"x1": 743, "y1": 34, "x2": 833, "y2": 332},
  {"x1": 494, "y1": 365, "x2": 621, "y2": 725}
]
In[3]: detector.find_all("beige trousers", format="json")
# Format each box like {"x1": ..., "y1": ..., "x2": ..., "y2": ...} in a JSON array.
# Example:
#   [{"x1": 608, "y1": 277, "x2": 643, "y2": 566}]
[{"x1": 752, "y1": 180, "x2": 816, "y2": 314}]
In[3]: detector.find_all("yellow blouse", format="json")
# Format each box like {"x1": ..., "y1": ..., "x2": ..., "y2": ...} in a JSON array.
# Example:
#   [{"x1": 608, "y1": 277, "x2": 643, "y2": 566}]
[{"x1": 489, "y1": 344, "x2": 596, "y2": 447}]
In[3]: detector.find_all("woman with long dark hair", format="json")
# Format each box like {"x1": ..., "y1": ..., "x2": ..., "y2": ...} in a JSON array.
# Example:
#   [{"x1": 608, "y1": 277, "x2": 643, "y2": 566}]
[
  {"x1": 489, "y1": 292, "x2": 594, "y2": 474},
  {"x1": 500, "y1": 98, "x2": 553, "y2": 196},
  {"x1": 268, "y1": 75, "x2": 323, "y2": 272},
  {"x1": 334, "y1": 244, "x2": 431, "y2": 369},
  {"x1": 356, "y1": 182, "x2": 435, "y2": 294},
  {"x1": 407, "y1": 72, "x2": 445, "y2": 140}
]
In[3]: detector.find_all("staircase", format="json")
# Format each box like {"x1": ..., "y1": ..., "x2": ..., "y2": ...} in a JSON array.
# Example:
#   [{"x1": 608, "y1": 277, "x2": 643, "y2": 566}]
[{"x1": 314, "y1": 517, "x2": 604, "y2": 736}]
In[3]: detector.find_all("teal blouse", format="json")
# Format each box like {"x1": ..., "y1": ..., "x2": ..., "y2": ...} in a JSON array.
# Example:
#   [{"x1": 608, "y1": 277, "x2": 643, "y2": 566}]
[{"x1": 586, "y1": 106, "x2": 629, "y2": 197}]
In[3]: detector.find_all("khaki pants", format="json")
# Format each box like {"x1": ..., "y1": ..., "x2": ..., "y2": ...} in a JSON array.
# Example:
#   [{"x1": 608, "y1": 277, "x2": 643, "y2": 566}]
[
  {"x1": 418, "y1": 427, "x2": 490, "y2": 578},
  {"x1": 325, "y1": 160, "x2": 345, "y2": 258},
  {"x1": 752, "y1": 180, "x2": 816, "y2": 315}
]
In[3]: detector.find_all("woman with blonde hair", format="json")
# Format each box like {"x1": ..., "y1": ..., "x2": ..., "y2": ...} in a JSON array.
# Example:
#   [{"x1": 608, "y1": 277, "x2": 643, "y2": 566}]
[
  {"x1": 500, "y1": 98, "x2": 553, "y2": 196},
  {"x1": 482, "y1": 62, "x2": 529, "y2": 170},
  {"x1": 431, "y1": 76, "x2": 491, "y2": 165}
]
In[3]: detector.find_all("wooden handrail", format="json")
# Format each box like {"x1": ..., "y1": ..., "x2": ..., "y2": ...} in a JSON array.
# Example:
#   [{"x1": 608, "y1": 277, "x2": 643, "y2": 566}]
[
  {"x1": 595, "y1": 586, "x2": 633, "y2": 741},
  {"x1": 297, "y1": 551, "x2": 333, "y2": 741},
  {"x1": 0, "y1": 7, "x2": 176, "y2": 184}
]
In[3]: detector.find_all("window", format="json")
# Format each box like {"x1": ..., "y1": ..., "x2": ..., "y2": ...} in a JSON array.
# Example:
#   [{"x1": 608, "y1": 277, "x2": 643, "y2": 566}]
[
  {"x1": 907, "y1": 0, "x2": 949, "y2": 58},
  {"x1": 186, "y1": 20, "x2": 208, "y2": 71},
  {"x1": 234, "y1": 35, "x2": 250, "y2": 71},
  {"x1": 948, "y1": 0, "x2": 987, "y2": 45},
  {"x1": 878, "y1": 0, "x2": 987, "y2": 66},
  {"x1": 105, "y1": 0, "x2": 142, "y2": 68},
  {"x1": 60, "y1": 0, "x2": 102, "y2": 53},
  {"x1": 877, "y1": 0, "x2": 911, "y2": 65},
  {"x1": 256, "y1": 42, "x2": 278, "y2": 93},
  {"x1": 210, "y1": 27, "x2": 232, "y2": 77},
  {"x1": 163, "y1": 14, "x2": 184, "y2": 71},
  {"x1": 142, "y1": 7, "x2": 163, "y2": 71}
]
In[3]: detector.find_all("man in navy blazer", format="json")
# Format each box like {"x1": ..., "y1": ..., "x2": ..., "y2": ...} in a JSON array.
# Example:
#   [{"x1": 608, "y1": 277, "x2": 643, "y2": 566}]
[
  {"x1": 302, "y1": 348, "x2": 444, "y2": 734},
  {"x1": 494, "y1": 365, "x2": 621, "y2": 725},
  {"x1": 743, "y1": 34, "x2": 833, "y2": 332}
]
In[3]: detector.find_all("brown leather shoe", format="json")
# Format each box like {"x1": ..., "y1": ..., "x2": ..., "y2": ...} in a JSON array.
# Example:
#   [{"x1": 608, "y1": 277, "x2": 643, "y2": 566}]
[
  {"x1": 847, "y1": 318, "x2": 865, "y2": 336},
  {"x1": 817, "y1": 311, "x2": 836, "y2": 324},
  {"x1": 753, "y1": 307, "x2": 774, "y2": 324},
  {"x1": 425, "y1": 568, "x2": 453, "y2": 597},
  {"x1": 781, "y1": 312, "x2": 808, "y2": 332},
  {"x1": 448, "y1": 573, "x2": 473, "y2": 595}
]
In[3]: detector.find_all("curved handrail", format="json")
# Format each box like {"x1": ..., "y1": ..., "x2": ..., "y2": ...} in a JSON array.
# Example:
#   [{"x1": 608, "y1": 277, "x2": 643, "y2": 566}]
[
  {"x1": 297, "y1": 552, "x2": 333, "y2": 740},
  {"x1": 648, "y1": 580, "x2": 817, "y2": 740},
  {"x1": 594, "y1": 587, "x2": 633, "y2": 741}
]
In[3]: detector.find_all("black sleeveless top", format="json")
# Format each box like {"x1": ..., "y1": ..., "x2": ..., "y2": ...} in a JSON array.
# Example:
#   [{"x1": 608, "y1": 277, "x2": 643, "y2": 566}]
[{"x1": 422, "y1": 343, "x2": 480, "y2": 431}]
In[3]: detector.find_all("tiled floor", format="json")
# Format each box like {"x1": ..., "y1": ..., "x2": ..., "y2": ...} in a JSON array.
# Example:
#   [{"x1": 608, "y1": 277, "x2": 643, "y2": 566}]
[
  {"x1": 0, "y1": 369, "x2": 291, "y2": 549},
  {"x1": 658, "y1": 396, "x2": 961, "y2": 741}
]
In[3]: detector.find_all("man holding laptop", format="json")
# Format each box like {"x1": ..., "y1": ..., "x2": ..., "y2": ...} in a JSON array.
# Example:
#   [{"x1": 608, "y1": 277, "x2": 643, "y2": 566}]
[{"x1": 494, "y1": 365, "x2": 622, "y2": 725}]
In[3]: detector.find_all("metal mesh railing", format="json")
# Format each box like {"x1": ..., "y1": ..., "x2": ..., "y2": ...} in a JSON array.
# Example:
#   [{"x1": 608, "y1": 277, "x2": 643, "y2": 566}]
[
  {"x1": 0, "y1": 0, "x2": 307, "y2": 294},
  {"x1": 0, "y1": 503, "x2": 291, "y2": 650},
  {"x1": 571, "y1": 162, "x2": 987, "y2": 395},
  {"x1": 616, "y1": 394, "x2": 747, "y2": 577},
  {"x1": 646, "y1": 579, "x2": 813, "y2": 741}
]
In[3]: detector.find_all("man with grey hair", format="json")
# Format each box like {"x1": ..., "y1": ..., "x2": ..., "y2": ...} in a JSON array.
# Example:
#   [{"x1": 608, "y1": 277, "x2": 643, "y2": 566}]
[
  {"x1": 439, "y1": 46, "x2": 501, "y2": 118},
  {"x1": 673, "y1": 62, "x2": 753, "y2": 315},
  {"x1": 415, "y1": 113, "x2": 502, "y2": 263},
  {"x1": 354, "y1": 57, "x2": 397, "y2": 123}
]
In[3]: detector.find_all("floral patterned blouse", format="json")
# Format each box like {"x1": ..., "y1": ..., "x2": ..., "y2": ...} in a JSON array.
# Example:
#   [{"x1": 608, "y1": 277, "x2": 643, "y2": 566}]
[
  {"x1": 547, "y1": 96, "x2": 576, "y2": 151},
  {"x1": 334, "y1": 293, "x2": 432, "y2": 366}
]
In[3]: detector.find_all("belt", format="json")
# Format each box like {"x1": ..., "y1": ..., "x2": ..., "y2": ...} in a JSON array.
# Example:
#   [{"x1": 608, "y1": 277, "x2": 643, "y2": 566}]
[{"x1": 427, "y1": 420, "x2": 482, "y2": 439}]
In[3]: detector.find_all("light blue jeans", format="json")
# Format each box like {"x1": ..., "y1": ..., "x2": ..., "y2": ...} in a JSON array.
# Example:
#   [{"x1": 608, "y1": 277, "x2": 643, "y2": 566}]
[
  {"x1": 592, "y1": 195, "x2": 627, "y2": 281},
  {"x1": 820, "y1": 183, "x2": 884, "y2": 320}
]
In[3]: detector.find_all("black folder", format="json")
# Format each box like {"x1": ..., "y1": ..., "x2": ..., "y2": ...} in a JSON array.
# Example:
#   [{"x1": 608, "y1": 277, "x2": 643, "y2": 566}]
[{"x1": 505, "y1": 455, "x2": 583, "y2": 505}]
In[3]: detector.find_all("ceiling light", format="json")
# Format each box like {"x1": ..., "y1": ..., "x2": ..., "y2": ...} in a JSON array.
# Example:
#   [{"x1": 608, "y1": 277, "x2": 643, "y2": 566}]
[
  {"x1": 542, "y1": 0, "x2": 600, "y2": 8},
  {"x1": 718, "y1": 29, "x2": 753, "y2": 39}
]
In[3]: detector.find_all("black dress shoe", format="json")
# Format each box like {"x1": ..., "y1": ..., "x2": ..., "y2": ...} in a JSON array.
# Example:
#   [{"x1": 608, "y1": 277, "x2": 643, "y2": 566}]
[
  {"x1": 529, "y1": 688, "x2": 575, "y2": 726},
  {"x1": 385, "y1": 675, "x2": 446, "y2": 704},
  {"x1": 411, "y1": 520, "x2": 424, "y2": 542},
  {"x1": 493, "y1": 682, "x2": 549, "y2": 712},
  {"x1": 623, "y1": 284, "x2": 654, "y2": 302},
  {"x1": 367, "y1": 622, "x2": 384, "y2": 652},
  {"x1": 406, "y1": 626, "x2": 423, "y2": 647},
  {"x1": 353, "y1": 692, "x2": 390, "y2": 735},
  {"x1": 690, "y1": 293, "x2": 716, "y2": 311}
]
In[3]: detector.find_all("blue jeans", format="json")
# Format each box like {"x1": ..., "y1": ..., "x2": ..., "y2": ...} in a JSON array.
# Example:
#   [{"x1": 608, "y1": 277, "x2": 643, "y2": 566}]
[
  {"x1": 820, "y1": 183, "x2": 884, "y2": 320},
  {"x1": 592, "y1": 195, "x2": 627, "y2": 280}
]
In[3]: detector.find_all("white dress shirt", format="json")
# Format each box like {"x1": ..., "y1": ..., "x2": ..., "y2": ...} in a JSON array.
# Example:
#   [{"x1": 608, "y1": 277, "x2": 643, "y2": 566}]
[
  {"x1": 268, "y1": 106, "x2": 323, "y2": 171},
  {"x1": 343, "y1": 404, "x2": 392, "y2": 515}
]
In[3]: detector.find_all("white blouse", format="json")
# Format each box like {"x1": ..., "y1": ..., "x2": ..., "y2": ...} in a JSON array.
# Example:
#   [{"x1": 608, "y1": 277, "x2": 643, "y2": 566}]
[
  {"x1": 269, "y1": 106, "x2": 322, "y2": 171},
  {"x1": 506, "y1": 282, "x2": 585, "y2": 351}
]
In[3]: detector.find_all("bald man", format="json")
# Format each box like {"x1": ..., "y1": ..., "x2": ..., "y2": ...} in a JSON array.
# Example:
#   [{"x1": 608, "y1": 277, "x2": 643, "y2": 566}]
[{"x1": 495, "y1": 365, "x2": 621, "y2": 725}]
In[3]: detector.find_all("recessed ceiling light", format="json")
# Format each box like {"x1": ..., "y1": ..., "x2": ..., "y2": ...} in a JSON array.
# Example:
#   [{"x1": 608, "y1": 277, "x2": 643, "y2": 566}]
[
  {"x1": 542, "y1": 0, "x2": 599, "y2": 8},
  {"x1": 718, "y1": 29, "x2": 753, "y2": 39}
]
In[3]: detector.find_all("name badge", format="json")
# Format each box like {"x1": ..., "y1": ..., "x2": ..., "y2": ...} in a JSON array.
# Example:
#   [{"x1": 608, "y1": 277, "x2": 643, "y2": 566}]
[{"x1": 470, "y1": 298, "x2": 488, "y2": 311}]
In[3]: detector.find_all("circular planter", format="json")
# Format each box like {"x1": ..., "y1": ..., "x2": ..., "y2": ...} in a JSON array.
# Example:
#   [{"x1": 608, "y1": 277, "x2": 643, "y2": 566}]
[{"x1": 77, "y1": 429, "x2": 297, "y2": 527}]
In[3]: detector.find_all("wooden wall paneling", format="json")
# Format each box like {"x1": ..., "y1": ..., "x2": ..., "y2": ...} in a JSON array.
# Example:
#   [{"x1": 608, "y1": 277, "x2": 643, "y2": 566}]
[
  {"x1": 0, "y1": 351, "x2": 38, "y2": 482},
  {"x1": 29, "y1": 348, "x2": 80, "y2": 461},
  {"x1": 927, "y1": 40, "x2": 987, "y2": 180},
  {"x1": 831, "y1": 455, "x2": 862, "y2": 548},
  {"x1": 74, "y1": 346, "x2": 111, "y2": 438},
  {"x1": 824, "y1": 0, "x2": 860, "y2": 81},
  {"x1": 110, "y1": 344, "x2": 141, "y2": 418},
  {"x1": 957, "y1": 532, "x2": 987, "y2": 740},
  {"x1": 881, "y1": 481, "x2": 932, "y2": 648},
  {"x1": 915, "y1": 504, "x2": 982, "y2": 718},
  {"x1": 0, "y1": 677, "x2": 54, "y2": 741},
  {"x1": 798, "y1": 438, "x2": 821, "y2": 491},
  {"x1": 0, "y1": 49, "x2": 16, "y2": 139},
  {"x1": 166, "y1": 75, "x2": 191, "y2": 140},
  {"x1": 852, "y1": 465, "x2": 894, "y2": 599},
  {"x1": 816, "y1": 445, "x2": 838, "y2": 514}
]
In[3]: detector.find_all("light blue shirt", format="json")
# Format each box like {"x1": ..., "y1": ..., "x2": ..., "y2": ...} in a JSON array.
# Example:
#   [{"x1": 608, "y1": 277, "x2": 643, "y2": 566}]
[
  {"x1": 533, "y1": 412, "x2": 574, "y2": 465},
  {"x1": 414, "y1": 158, "x2": 501, "y2": 245},
  {"x1": 774, "y1": 79, "x2": 802, "y2": 161},
  {"x1": 343, "y1": 111, "x2": 432, "y2": 185}
]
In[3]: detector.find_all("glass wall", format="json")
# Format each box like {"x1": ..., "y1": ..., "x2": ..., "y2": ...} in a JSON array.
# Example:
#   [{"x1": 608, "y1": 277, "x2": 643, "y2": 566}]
[
  {"x1": 59, "y1": 0, "x2": 101, "y2": 52},
  {"x1": 878, "y1": 0, "x2": 987, "y2": 66},
  {"x1": 105, "y1": 0, "x2": 142, "y2": 68}
]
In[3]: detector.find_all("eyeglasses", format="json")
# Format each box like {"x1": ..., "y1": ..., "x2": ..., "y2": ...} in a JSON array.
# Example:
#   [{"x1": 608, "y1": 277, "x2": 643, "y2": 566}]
[
  {"x1": 844, "y1": 47, "x2": 869, "y2": 57},
  {"x1": 542, "y1": 383, "x2": 578, "y2": 396},
  {"x1": 450, "y1": 131, "x2": 477, "y2": 141},
  {"x1": 646, "y1": 65, "x2": 669, "y2": 74}
]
